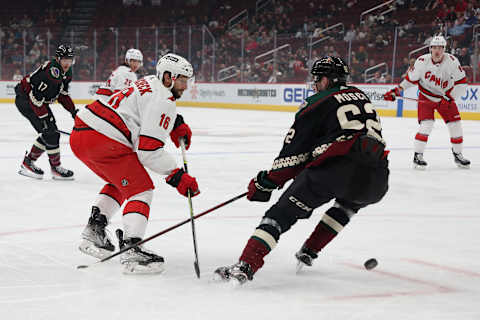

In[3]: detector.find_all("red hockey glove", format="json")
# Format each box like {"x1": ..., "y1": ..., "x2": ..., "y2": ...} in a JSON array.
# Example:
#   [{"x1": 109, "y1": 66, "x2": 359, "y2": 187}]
[
  {"x1": 383, "y1": 87, "x2": 401, "y2": 101},
  {"x1": 166, "y1": 168, "x2": 200, "y2": 197},
  {"x1": 170, "y1": 114, "x2": 192, "y2": 150},
  {"x1": 247, "y1": 170, "x2": 278, "y2": 202},
  {"x1": 440, "y1": 97, "x2": 453, "y2": 109}
]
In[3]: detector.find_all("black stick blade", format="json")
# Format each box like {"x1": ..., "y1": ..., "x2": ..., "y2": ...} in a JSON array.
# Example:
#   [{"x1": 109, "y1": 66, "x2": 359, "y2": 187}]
[
  {"x1": 194, "y1": 262, "x2": 200, "y2": 278},
  {"x1": 77, "y1": 265, "x2": 89, "y2": 269}
]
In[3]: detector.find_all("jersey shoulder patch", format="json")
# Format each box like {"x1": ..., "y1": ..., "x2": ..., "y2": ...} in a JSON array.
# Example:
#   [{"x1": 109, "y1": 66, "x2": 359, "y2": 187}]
[{"x1": 50, "y1": 66, "x2": 61, "y2": 78}]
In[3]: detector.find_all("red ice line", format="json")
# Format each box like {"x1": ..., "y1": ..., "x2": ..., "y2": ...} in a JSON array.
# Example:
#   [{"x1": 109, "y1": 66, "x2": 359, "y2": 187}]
[
  {"x1": 326, "y1": 262, "x2": 457, "y2": 301},
  {"x1": 403, "y1": 258, "x2": 480, "y2": 277}
]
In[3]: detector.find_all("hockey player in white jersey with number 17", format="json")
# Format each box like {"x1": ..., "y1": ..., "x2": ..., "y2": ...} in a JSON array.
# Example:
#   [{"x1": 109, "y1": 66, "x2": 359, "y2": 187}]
[
  {"x1": 95, "y1": 48, "x2": 143, "y2": 98},
  {"x1": 70, "y1": 54, "x2": 199, "y2": 274},
  {"x1": 383, "y1": 35, "x2": 470, "y2": 169}
]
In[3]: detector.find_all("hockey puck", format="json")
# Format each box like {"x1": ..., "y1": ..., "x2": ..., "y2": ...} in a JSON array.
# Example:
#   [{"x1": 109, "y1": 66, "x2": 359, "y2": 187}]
[{"x1": 364, "y1": 258, "x2": 378, "y2": 270}]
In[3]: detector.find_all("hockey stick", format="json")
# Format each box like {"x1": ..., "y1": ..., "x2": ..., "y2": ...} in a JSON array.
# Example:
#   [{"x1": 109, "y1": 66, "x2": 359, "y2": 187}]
[
  {"x1": 180, "y1": 139, "x2": 201, "y2": 278},
  {"x1": 396, "y1": 96, "x2": 418, "y2": 102},
  {"x1": 76, "y1": 192, "x2": 247, "y2": 270},
  {"x1": 57, "y1": 129, "x2": 71, "y2": 136}
]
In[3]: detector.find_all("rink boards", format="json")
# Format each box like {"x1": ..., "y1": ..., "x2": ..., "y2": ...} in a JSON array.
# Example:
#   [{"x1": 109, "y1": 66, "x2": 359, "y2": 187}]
[{"x1": 1, "y1": 81, "x2": 479, "y2": 120}]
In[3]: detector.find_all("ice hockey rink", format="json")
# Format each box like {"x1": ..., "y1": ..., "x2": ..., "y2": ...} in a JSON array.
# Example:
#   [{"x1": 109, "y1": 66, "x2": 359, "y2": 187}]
[{"x1": 1, "y1": 103, "x2": 479, "y2": 320}]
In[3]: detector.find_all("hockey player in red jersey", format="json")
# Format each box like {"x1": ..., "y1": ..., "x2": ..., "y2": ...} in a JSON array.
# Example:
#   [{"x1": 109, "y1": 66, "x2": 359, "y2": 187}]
[
  {"x1": 95, "y1": 48, "x2": 143, "y2": 98},
  {"x1": 15, "y1": 44, "x2": 77, "y2": 180},
  {"x1": 383, "y1": 35, "x2": 470, "y2": 169},
  {"x1": 70, "y1": 53, "x2": 199, "y2": 274},
  {"x1": 214, "y1": 57, "x2": 389, "y2": 285}
]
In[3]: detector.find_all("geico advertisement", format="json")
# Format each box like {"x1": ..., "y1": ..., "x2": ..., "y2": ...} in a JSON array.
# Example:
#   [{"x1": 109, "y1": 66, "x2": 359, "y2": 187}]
[{"x1": 403, "y1": 85, "x2": 480, "y2": 112}]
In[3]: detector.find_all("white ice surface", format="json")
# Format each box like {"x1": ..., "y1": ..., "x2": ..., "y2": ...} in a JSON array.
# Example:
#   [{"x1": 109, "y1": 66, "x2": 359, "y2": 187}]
[{"x1": 1, "y1": 103, "x2": 479, "y2": 320}]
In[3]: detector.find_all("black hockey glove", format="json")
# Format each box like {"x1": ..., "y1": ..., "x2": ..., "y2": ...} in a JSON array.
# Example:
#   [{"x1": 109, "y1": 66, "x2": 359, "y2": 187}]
[
  {"x1": 247, "y1": 170, "x2": 277, "y2": 202},
  {"x1": 71, "y1": 108, "x2": 79, "y2": 119},
  {"x1": 40, "y1": 116, "x2": 56, "y2": 135}
]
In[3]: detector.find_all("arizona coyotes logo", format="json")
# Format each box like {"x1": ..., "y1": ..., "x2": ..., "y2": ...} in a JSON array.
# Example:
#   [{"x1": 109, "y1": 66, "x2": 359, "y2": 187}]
[
  {"x1": 50, "y1": 66, "x2": 60, "y2": 78},
  {"x1": 424, "y1": 71, "x2": 448, "y2": 88}
]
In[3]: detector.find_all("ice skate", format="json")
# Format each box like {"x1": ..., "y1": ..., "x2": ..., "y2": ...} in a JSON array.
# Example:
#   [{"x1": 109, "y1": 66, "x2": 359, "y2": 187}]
[
  {"x1": 79, "y1": 206, "x2": 115, "y2": 259},
  {"x1": 452, "y1": 149, "x2": 470, "y2": 169},
  {"x1": 117, "y1": 229, "x2": 165, "y2": 275},
  {"x1": 295, "y1": 246, "x2": 318, "y2": 273},
  {"x1": 18, "y1": 153, "x2": 44, "y2": 179},
  {"x1": 51, "y1": 165, "x2": 74, "y2": 180},
  {"x1": 413, "y1": 152, "x2": 427, "y2": 170},
  {"x1": 213, "y1": 261, "x2": 254, "y2": 285}
]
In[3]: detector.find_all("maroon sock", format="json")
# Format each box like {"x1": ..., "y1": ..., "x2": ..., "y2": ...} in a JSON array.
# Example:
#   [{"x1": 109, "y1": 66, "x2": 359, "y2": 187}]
[
  {"x1": 28, "y1": 145, "x2": 44, "y2": 161},
  {"x1": 239, "y1": 238, "x2": 271, "y2": 273},
  {"x1": 303, "y1": 222, "x2": 338, "y2": 253},
  {"x1": 48, "y1": 152, "x2": 61, "y2": 167}
]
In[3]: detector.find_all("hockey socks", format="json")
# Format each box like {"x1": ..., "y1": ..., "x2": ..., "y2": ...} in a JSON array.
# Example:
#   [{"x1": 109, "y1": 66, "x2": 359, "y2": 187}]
[
  {"x1": 239, "y1": 232, "x2": 275, "y2": 274},
  {"x1": 303, "y1": 207, "x2": 350, "y2": 253}
]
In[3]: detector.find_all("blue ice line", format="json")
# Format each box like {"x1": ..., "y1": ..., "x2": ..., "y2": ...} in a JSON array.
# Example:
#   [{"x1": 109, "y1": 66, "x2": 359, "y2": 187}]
[{"x1": 1, "y1": 145, "x2": 480, "y2": 160}]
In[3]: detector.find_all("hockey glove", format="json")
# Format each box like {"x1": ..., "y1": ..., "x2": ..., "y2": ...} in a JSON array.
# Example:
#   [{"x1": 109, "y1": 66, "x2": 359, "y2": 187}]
[
  {"x1": 170, "y1": 114, "x2": 192, "y2": 150},
  {"x1": 247, "y1": 170, "x2": 278, "y2": 202},
  {"x1": 71, "y1": 108, "x2": 79, "y2": 119},
  {"x1": 383, "y1": 87, "x2": 401, "y2": 101},
  {"x1": 40, "y1": 116, "x2": 57, "y2": 135},
  {"x1": 440, "y1": 97, "x2": 453, "y2": 109},
  {"x1": 166, "y1": 168, "x2": 200, "y2": 197}
]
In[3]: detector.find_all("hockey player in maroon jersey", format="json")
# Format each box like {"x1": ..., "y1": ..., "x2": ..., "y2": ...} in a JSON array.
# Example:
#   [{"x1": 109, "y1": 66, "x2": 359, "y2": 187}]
[
  {"x1": 214, "y1": 57, "x2": 390, "y2": 285},
  {"x1": 15, "y1": 44, "x2": 77, "y2": 180},
  {"x1": 383, "y1": 35, "x2": 470, "y2": 169}
]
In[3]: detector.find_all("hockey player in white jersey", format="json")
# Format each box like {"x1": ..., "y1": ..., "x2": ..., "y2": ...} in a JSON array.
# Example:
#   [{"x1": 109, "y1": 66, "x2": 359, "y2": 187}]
[
  {"x1": 383, "y1": 35, "x2": 470, "y2": 169},
  {"x1": 70, "y1": 53, "x2": 199, "y2": 274},
  {"x1": 95, "y1": 48, "x2": 143, "y2": 98}
]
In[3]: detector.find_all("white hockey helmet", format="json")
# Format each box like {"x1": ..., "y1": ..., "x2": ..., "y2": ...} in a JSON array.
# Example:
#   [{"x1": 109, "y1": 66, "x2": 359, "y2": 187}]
[
  {"x1": 429, "y1": 35, "x2": 447, "y2": 48},
  {"x1": 125, "y1": 48, "x2": 143, "y2": 66},
  {"x1": 156, "y1": 53, "x2": 193, "y2": 89}
]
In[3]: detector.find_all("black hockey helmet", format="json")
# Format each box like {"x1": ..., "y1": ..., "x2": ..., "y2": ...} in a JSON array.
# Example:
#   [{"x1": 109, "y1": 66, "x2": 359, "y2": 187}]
[
  {"x1": 311, "y1": 56, "x2": 349, "y2": 87},
  {"x1": 55, "y1": 44, "x2": 75, "y2": 59}
]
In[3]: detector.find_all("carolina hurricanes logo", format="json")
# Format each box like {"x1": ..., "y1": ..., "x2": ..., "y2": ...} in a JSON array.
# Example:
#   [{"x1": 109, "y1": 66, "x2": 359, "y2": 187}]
[{"x1": 424, "y1": 71, "x2": 448, "y2": 88}]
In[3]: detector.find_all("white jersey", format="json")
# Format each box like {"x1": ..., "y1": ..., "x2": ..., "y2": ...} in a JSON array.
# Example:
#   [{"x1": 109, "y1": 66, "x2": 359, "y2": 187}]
[
  {"x1": 78, "y1": 75, "x2": 178, "y2": 175},
  {"x1": 95, "y1": 65, "x2": 137, "y2": 100},
  {"x1": 400, "y1": 53, "x2": 467, "y2": 102}
]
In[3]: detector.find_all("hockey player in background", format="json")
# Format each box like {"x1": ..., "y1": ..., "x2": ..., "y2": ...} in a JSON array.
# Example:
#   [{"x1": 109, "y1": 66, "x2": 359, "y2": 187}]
[
  {"x1": 383, "y1": 35, "x2": 470, "y2": 169},
  {"x1": 70, "y1": 53, "x2": 199, "y2": 274},
  {"x1": 214, "y1": 57, "x2": 389, "y2": 284},
  {"x1": 16, "y1": 44, "x2": 78, "y2": 180},
  {"x1": 95, "y1": 48, "x2": 143, "y2": 98}
]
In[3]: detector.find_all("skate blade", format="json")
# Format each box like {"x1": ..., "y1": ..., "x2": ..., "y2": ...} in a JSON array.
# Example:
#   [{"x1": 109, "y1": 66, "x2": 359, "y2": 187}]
[
  {"x1": 121, "y1": 261, "x2": 165, "y2": 275},
  {"x1": 212, "y1": 269, "x2": 229, "y2": 283},
  {"x1": 456, "y1": 163, "x2": 470, "y2": 169},
  {"x1": 296, "y1": 261, "x2": 305, "y2": 274},
  {"x1": 79, "y1": 240, "x2": 114, "y2": 259},
  {"x1": 52, "y1": 174, "x2": 75, "y2": 180},
  {"x1": 18, "y1": 169, "x2": 43, "y2": 180},
  {"x1": 413, "y1": 164, "x2": 427, "y2": 170}
]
